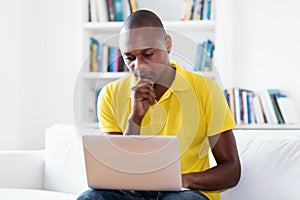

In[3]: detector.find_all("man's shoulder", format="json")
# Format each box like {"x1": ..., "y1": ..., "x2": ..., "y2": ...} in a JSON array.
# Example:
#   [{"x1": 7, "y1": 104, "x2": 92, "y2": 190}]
[
  {"x1": 176, "y1": 65, "x2": 212, "y2": 86},
  {"x1": 101, "y1": 73, "x2": 132, "y2": 98}
]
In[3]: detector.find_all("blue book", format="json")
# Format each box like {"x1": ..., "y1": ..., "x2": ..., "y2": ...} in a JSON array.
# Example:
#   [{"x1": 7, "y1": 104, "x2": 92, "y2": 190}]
[
  {"x1": 108, "y1": 46, "x2": 115, "y2": 72},
  {"x1": 113, "y1": 0, "x2": 124, "y2": 21},
  {"x1": 195, "y1": 42, "x2": 204, "y2": 71},
  {"x1": 246, "y1": 92, "x2": 252, "y2": 124},
  {"x1": 203, "y1": 40, "x2": 214, "y2": 71},
  {"x1": 205, "y1": 0, "x2": 211, "y2": 20}
]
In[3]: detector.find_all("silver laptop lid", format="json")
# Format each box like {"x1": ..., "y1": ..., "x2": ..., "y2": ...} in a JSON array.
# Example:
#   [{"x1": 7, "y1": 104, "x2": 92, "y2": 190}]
[{"x1": 83, "y1": 135, "x2": 182, "y2": 191}]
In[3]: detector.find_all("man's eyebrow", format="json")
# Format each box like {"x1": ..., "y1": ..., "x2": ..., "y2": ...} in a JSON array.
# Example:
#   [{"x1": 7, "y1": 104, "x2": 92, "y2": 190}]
[
  {"x1": 123, "y1": 48, "x2": 154, "y2": 55},
  {"x1": 123, "y1": 52, "x2": 132, "y2": 56}
]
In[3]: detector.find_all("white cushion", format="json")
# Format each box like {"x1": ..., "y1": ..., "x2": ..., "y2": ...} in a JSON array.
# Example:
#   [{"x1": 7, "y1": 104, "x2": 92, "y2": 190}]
[
  {"x1": 0, "y1": 189, "x2": 77, "y2": 200},
  {"x1": 221, "y1": 129, "x2": 300, "y2": 200},
  {"x1": 0, "y1": 150, "x2": 44, "y2": 189},
  {"x1": 44, "y1": 124, "x2": 88, "y2": 195}
]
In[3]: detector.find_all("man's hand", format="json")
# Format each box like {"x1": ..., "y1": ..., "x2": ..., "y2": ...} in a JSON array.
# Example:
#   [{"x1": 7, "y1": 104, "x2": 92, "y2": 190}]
[{"x1": 130, "y1": 78, "x2": 156, "y2": 125}]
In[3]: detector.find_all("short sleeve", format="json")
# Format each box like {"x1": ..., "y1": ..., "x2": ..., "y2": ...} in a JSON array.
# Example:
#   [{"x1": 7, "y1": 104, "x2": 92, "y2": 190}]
[
  {"x1": 204, "y1": 78, "x2": 236, "y2": 136},
  {"x1": 97, "y1": 84, "x2": 122, "y2": 133}
]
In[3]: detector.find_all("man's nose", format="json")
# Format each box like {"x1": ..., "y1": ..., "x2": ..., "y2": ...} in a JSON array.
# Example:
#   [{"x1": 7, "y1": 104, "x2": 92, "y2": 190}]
[{"x1": 134, "y1": 56, "x2": 146, "y2": 70}]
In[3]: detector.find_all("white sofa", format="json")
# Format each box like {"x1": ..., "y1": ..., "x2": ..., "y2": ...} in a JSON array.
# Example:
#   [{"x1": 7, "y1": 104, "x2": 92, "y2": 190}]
[
  {"x1": 0, "y1": 124, "x2": 88, "y2": 200},
  {"x1": 0, "y1": 124, "x2": 300, "y2": 200}
]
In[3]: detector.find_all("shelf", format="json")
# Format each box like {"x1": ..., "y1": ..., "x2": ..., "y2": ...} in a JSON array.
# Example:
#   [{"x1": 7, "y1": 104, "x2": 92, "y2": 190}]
[
  {"x1": 235, "y1": 124, "x2": 300, "y2": 130},
  {"x1": 82, "y1": 71, "x2": 215, "y2": 80},
  {"x1": 83, "y1": 22, "x2": 123, "y2": 33},
  {"x1": 83, "y1": 20, "x2": 215, "y2": 33},
  {"x1": 81, "y1": 122, "x2": 99, "y2": 129},
  {"x1": 164, "y1": 20, "x2": 215, "y2": 32},
  {"x1": 82, "y1": 72, "x2": 130, "y2": 79}
]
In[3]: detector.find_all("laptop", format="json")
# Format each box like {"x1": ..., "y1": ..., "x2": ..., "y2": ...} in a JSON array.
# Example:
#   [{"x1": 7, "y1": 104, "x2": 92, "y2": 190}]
[{"x1": 82, "y1": 134, "x2": 182, "y2": 191}]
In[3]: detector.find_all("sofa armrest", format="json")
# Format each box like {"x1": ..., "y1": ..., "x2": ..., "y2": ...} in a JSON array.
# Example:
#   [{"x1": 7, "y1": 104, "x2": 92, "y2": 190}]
[
  {"x1": 0, "y1": 150, "x2": 44, "y2": 189},
  {"x1": 44, "y1": 124, "x2": 88, "y2": 195}
]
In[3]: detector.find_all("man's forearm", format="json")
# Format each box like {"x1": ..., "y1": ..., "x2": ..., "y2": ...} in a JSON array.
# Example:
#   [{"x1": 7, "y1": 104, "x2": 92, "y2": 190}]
[{"x1": 182, "y1": 162, "x2": 241, "y2": 191}]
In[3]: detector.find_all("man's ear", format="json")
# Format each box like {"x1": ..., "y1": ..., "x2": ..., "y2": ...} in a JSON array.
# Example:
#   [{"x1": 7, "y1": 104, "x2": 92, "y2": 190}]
[{"x1": 165, "y1": 35, "x2": 172, "y2": 53}]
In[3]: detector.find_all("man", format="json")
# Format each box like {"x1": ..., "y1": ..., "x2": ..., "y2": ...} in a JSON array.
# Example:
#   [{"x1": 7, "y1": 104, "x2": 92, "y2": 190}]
[{"x1": 78, "y1": 10, "x2": 240, "y2": 200}]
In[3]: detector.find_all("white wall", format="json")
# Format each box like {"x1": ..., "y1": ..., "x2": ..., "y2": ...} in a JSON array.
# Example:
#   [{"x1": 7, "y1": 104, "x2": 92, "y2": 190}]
[
  {"x1": 231, "y1": 0, "x2": 300, "y2": 113},
  {"x1": 0, "y1": 1, "x2": 20, "y2": 149},
  {"x1": 0, "y1": 0, "x2": 82, "y2": 150}
]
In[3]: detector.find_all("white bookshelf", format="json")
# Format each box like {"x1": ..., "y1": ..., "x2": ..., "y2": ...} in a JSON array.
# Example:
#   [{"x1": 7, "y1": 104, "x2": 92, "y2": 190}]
[
  {"x1": 81, "y1": 72, "x2": 129, "y2": 79},
  {"x1": 83, "y1": 20, "x2": 215, "y2": 32},
  {"x1": 76, "y1": 0, "x2": 218, "y2": 129},
  {"x1": 235, "y1": 124, "x2": 300, "y2": 130}
]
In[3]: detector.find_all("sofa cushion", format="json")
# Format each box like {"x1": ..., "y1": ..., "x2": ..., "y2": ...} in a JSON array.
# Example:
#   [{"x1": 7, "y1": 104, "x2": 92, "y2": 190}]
[
  {"x1": 221, "y1": 129, "x2": 300, "y2": 200},
  {"x1": 0, "y1": 188, "x2": 77, "y2": 200},
  {"x1": 44, "y1": 124, "x2": 88, "y2": 195}
]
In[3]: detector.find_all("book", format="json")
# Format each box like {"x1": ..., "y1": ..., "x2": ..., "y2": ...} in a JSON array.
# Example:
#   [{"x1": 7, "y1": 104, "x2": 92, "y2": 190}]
[
  {"x1": 203, "y1": 39, "x2": 214, "y2": 71},
  {"x1": 259, "y1": 90, "x2": 273, "y2": 124},
  {"x1": 194, "y1": 39, "x2": 214, "y2": 71},
  {"x1": 90, "y1": 38, "x2": 99, "y2": 72},
  {"x1": 97, "y1": 0, "x2": 109, "y2": 22},
  {"x1": 180, "y1": 0, "x2": 189, "y2": 20},
  {"x1": 276, "y1": 95, "x2": 300, "y2": 124},
  {"x1": 260, "y1": 89, "x2": 279, "y2": 124},
  {"x1": 248, "y1": 92, "x2": 256, "y2": 124},
  {"x1": 241, "y1": 90, "x2": 253, "y2": 124},
  {"x1": 117, "y1": 49, "x2": 126, "y2": 71},
  {"x1": 268, "y1": 89, "x2": 284, "y2": 124},
  {"x1": 90, "y1": 0, "x2": 99, "y2": 22},
  {"x1": 181, "y1": 0, "x2": 194, "y2": 20},
  {"x1": 189, "y1": 0, "x2": 196, "y2": 20},
  {"x1": 122, "y1": 0, "x2": 132, "y2": 19},
  {"x1": 96, "y1": 41, "x2": 103, "y2": 72},
  {"x1": 233, "y1": 88, "x2": 242, "y2": 125},
  {"x1": 270, "y1": 92, "x2": 285, "y2": 124},
  {"x1": 113, "y1": 47, "x2": 119, "y2": 72},
  {"x1": 101, "y1": 44, "x2": 109, "y2": 72},
  {"x1": 195, "y1": 42, "x2": 204, "y2": 71},
  {"x1": 203, "y1": 0, "x2": 211, "y2": 20},
  {"x1": 252, "y1": 94, "x2": 266, "y2": 124},
  {"x1": 113, "y1": 0, "x2": 124, "y2": 21},
  {"x1": 192, "y1": 0, "x2": 204, "y2": 20},
  {"x1": 128, "y1": 0, "x2": 138, "y2": 13},
  {"x1": 106, "y1": 0, "x2": 115, "y2": 21},
  {"x1": 88, "y1": 0, "x2": 92, "y2": 22},
  {"x1": 108, "y1": 46, "x2": 114, "y2": 72},
  {"x1": 229, "y1": 88, "x2": 236, "y2": 122}
]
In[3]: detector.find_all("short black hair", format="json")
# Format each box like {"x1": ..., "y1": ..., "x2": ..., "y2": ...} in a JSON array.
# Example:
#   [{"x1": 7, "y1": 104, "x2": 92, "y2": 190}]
[{"x1": 122, "y1": 10, "x2": 165, "y2": 31}]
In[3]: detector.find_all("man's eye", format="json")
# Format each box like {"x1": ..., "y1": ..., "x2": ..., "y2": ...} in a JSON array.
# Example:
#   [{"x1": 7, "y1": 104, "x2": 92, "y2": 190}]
[
  {"x1": 126, "y1": 56, "x2": 135, "y2": 61},
  {"x1": 144, "y1": 53, "x2": 154, "y2": 58}
]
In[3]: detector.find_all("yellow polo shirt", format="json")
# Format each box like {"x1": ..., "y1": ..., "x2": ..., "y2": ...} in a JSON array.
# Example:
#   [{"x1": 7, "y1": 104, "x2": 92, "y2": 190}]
[{"x1": 97, "y1": 61, "x2": 236, "y2": 200}]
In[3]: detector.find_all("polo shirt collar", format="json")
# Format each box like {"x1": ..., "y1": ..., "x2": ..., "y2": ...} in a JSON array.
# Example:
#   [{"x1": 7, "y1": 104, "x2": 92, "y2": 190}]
[{"x1": 169, "y1": 60, "x2": 190, "y2": 92}]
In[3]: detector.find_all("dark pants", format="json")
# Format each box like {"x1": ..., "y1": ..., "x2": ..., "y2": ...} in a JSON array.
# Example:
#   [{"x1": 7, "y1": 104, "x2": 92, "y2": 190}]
[{"x1": 77, "y1": 189, "x2": 209, "y2": 200}]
